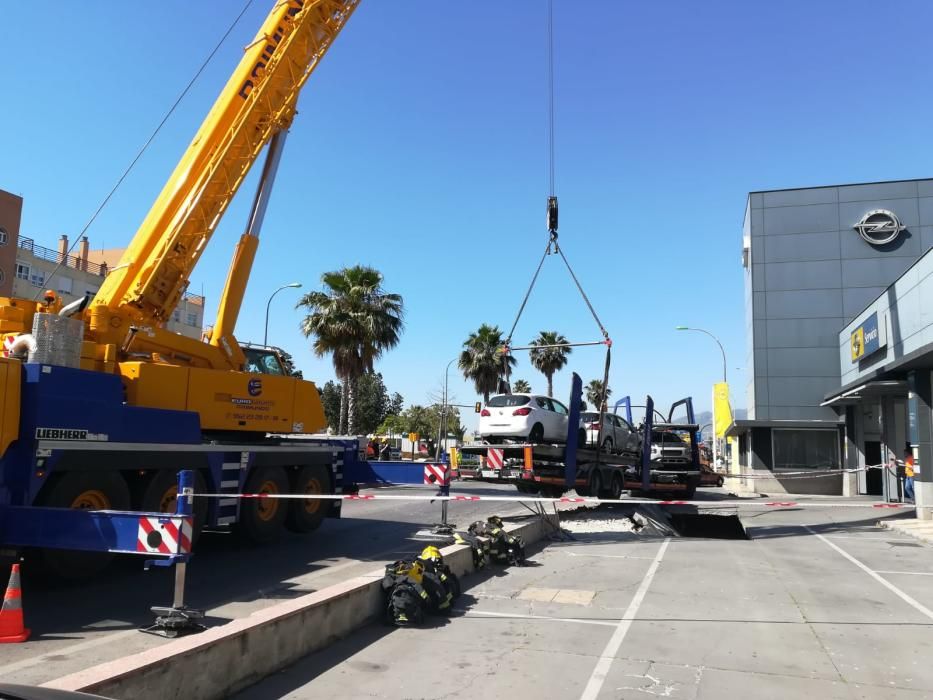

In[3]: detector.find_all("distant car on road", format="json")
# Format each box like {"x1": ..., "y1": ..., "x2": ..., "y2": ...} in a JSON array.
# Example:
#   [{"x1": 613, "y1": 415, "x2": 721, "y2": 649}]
[
  {"x1": 479, "y1": 393, "x2": 584, "y2": 444},
  {"x1": 581, "y1": 411, "x2": 641, "y2": 454},
  {"x1": 699, "y1": 463, "x2": 725, "y2": 487}
]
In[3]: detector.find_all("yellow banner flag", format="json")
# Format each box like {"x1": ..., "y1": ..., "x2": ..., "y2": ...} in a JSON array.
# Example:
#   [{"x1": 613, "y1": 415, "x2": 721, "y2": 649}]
[{"x1": 713, "y1": 382, "x2": 733, "y2": 439}]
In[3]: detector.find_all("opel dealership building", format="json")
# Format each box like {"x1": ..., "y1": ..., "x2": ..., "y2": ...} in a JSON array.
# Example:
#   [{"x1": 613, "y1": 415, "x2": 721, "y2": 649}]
[{"x1": 728, "y1": 178, "x2": 933, "y2": 509}]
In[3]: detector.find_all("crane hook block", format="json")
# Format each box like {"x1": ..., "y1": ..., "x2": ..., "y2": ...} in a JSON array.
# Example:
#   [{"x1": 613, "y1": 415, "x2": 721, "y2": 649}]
[{"x1": 547, "y1": 196, "x2": 558, "y2": 234}]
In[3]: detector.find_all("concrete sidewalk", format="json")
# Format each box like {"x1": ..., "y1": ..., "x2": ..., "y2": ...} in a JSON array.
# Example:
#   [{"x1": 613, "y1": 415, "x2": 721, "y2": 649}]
[{"x1": 235, "y1": 505, "x2": 933, "y2": 699}]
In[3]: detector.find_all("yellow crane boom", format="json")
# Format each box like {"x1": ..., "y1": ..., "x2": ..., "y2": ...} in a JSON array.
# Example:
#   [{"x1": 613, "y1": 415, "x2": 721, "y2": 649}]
[
  {"x1": 90, "y1": 0, "x2": 359, "y2": 371},
  {"x1": 0, "y1": 0, "x2": 360, "y2": 435}
]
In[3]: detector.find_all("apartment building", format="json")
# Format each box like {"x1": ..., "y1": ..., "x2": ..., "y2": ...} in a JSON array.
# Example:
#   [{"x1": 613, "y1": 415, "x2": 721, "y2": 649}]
[{"x1": 0, "y1": 188, "x2": 204, "y2": 339}]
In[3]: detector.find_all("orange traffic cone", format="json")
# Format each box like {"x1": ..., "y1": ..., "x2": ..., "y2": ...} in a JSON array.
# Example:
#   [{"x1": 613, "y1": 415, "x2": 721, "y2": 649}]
[{"x1": 0, "y1": 563, "x2": 30, "y2": 643}]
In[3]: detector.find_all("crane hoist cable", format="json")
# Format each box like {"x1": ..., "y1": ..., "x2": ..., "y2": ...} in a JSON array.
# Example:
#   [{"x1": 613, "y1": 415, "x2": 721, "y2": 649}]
[
  {"x1": 36, "y1": 0, "x2": 255, "y2": 300},
  {"x1": 499, "y1": 1, "x2": 613, "y2": 464},
  {"x1": 501, "y1": 0, "x2": 611, "y2": 360}
]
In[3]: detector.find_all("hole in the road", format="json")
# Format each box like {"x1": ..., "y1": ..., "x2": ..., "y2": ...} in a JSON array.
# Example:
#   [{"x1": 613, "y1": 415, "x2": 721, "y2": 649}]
[{"x1": 669, "y1": 513, "x2": 749, "y2": 540}]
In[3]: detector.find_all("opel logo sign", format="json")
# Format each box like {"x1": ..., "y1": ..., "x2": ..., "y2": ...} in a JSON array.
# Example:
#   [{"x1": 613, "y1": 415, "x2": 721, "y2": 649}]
[{"x1": 853, "y1": 209, "x2": 905, "y2": 246}]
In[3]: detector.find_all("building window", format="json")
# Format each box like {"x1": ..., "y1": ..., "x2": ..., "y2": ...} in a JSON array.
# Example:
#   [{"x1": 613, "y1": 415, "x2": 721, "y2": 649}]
[
  {"x1": 57, "y1": 277, "x2": 73, "y2": 294},
  {"x1": 30, "y1": 270, "x2": 46, "y2": 287},
  {"x1": 173, "y1": 310, "x2": 181, "y2": 322},
  {"x1": 15, "y1": 264, "x2": 29, "y2": 281},
  {"x1": 0, "y1": 229, "x2": 7, "y2": 246},
  {"x1": 186, "y1": 312, "x2": 198, "y2": 326},
  {"x1": 772, "y1": 429, "x2": 839, "y2": 471}
]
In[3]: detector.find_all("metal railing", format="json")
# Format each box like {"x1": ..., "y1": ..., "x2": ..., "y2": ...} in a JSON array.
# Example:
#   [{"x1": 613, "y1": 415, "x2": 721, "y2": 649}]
[{"x1": 18, "y1": 237, "x2": 107, "y2": 276}]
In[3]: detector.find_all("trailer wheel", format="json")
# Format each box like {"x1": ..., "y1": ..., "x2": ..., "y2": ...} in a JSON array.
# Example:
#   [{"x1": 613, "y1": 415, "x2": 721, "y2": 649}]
[
  {"x1": 139, "y1": 470, "x2": 208, "y2": 545},
  {"x1": 586, "y1": 469, "x2": 603, "y2": 498},
  {"x1": 237, "y1": 465, "x2": 289, "y2": 543},
  {"x1": 286, "y1": 464, "x2": 331, "y2": 533},
  {"x1": 608, "y1": 473, "x2": 623, "y2": 500},
  {"x1": 515, "y1": 483, "x2": 538, "y2": 495},
  {"x1": 39, "y1": 471, "x2": 131, "y2": 579}
]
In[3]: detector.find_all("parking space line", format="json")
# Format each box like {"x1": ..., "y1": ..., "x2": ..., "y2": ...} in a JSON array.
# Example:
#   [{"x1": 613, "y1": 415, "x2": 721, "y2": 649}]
[
  {"x1": 873, "y1": 570, "x2": 933, "y2": 576},
  {"x1": 579, "y1": 538, "x2": 670, "y2": 700},
  {"x1": 563, "y1": 552, "x2": 656, "y2": 560},
  {"x1": 803, "y1": 525, "x2": 933, "y2": 622},
  {"x1": 460, "y1": 610, "x2": 617, "y2": 627}
]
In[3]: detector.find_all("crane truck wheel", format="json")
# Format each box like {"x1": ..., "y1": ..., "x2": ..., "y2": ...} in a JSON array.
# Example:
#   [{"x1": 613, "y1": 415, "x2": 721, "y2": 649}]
[
  {"x1": 138, "y1": 470, "x2": 208, "y2": 545},
  {"x1": 237, "y1": 465, "x2": 289, "y2": 543},
  {"x1": 38, "y1": 471, "x2": 131, "y2": 579},
  {"x1": 285, "y1": 464, "x2": 331, "y2": 533}
]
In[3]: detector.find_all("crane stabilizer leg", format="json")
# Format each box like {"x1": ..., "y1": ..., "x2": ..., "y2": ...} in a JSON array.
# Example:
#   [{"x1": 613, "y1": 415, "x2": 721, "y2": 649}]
[
  {"x1": 140, "y1": 470, "x2": 206, "y2": 639},
  {"x1": 210, "y1": 130, "x2": 290, "y2": 367}
]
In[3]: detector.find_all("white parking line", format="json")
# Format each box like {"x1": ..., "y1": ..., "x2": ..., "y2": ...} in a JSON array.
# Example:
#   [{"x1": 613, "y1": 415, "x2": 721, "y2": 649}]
[
  {"x1": 803, "y1": 525, "x2": 933, "y2": 622},
  {"x1": 873, "y1": 570, "x2": 933, "y2": 576},
  {"x1": 461, "y1": 610, "x2": 617, "y2": 627},
  {"x1": 579, "y1": 538, "x2": 670, "y2": 700},
  {"x1": 563, "y1": 552, "x2": 656, "y2": 561}
]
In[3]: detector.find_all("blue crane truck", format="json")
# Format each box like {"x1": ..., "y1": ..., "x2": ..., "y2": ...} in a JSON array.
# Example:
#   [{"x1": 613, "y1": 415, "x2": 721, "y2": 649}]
[{"x1": 0, "y1": 348, "x2": 369, "y2": 579}]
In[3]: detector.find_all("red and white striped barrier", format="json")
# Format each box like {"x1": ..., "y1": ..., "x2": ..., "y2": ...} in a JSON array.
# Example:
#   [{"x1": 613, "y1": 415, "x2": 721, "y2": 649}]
[
  {"x1": 137, "y1": 516, "x2": 194, "y2": 555},
  {"x1": 486, "y1": 448, "x2": 504, "y2": 470},
  {"x1": 190, "y1": 491, "x2": 917, "y2": 509},
  {"x1": 423, "y1": 463, "x2": 450, "y2": 486}
]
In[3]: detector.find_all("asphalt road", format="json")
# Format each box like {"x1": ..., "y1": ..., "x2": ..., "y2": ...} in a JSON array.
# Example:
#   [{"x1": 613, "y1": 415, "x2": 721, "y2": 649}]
[
  {"x1": 235, "y1": 503, "x2": 933, "y2": 700},
  {"x1": 0, "y1": 482, "x2": 534, "y2": 687}
]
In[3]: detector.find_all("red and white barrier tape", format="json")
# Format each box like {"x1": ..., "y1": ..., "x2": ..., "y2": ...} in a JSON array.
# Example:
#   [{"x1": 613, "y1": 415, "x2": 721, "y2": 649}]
[
  {"x1": 191, "y1": 492, "x2": 917, "y2": 509},
  {"x1": 715, "y1": 463, "x2": 902, "y2": 480}
]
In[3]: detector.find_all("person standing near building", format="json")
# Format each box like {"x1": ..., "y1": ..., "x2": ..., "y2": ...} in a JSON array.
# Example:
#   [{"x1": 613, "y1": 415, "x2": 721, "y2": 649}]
[{"x1": 904, "y1": 445, "x2": 916, "y2": 502}]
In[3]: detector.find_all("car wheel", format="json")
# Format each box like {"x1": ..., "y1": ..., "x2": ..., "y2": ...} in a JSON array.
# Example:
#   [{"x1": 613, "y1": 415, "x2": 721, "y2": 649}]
[
  {"x1": 601, "y1": 438, "x2": 613, "y2": 453},
  {"x1": 717, "y1": 476, "x2": 724, "y2": 487},
  {"x1": 529, "y1": 423, "x2": 544, "y2": 444}
]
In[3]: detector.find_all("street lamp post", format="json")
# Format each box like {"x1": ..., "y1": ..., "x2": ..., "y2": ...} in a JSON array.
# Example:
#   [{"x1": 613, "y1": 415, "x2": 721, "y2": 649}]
[
  {"x1": 675, "y1": 326, "x2": 726, "y2": 383},
  {"x1": 675, "y1": 326, "x2": 728, "y2": 464},
  {"x1": 435, "y1": 357, "x2": 459, "y2": 461},
  {"x1": 264, "y1": 282, "x2": 302, "y2": 346}
]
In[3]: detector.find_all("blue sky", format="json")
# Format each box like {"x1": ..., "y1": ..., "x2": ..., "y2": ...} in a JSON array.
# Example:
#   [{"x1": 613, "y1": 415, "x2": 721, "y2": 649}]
[{"x1": 3, "y1": 1, "x2": 933, "y2": 429}]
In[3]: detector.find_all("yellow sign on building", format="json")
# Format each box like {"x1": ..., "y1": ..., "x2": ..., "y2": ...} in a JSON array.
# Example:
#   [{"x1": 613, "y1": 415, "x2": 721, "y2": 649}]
[
  {"x1": 850, "y1": 327, "x2": 865, "y2": 362},
  {"x1": 713, "y1": 382, "x2": 733, "y2": 439}
]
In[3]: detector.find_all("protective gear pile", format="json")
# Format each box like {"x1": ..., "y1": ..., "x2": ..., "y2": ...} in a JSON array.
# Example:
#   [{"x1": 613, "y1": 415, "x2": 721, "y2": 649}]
[
  {"x1": 468, "y1": 515, "x2": 526, "y2": 566},
  {"x1": 381, "y1": 546, "x2": 461, "y2": 627}
]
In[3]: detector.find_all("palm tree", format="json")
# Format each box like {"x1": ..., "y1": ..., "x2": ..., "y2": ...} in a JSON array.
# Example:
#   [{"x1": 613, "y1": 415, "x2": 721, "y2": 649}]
[
  {"x1": 297, "y1": 266, "x2": 404, "y2": 434},
  {"x1": 512, "y1": 379, "x2": 532, "y2": 394},
  {"x1": 585, "y1": 379, "x2": 611, "y2": 410},
  {"x1": 529, "y1": 331, "x2": 571, "y2": 398},
  {"x1": 458, "y1": 324, "x2": 516, "y2": 403}
]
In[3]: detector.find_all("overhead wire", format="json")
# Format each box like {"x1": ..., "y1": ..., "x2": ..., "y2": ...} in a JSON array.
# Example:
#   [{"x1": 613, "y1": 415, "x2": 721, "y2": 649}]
[{"x1": 37, "y1": 0, "x2": 256, "y2": 300}]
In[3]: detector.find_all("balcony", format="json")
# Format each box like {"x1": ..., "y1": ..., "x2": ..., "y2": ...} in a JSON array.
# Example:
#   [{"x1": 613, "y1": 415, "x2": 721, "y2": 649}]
[{"x1": 18, "y1": 237, "x2": 106, "y2": 276}]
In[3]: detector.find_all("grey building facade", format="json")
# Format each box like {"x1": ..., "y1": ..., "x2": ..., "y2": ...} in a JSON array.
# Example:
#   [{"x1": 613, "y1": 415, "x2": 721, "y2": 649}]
[{"x1": 732, "y1": 178, "x2": 933, "y2": 495}]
